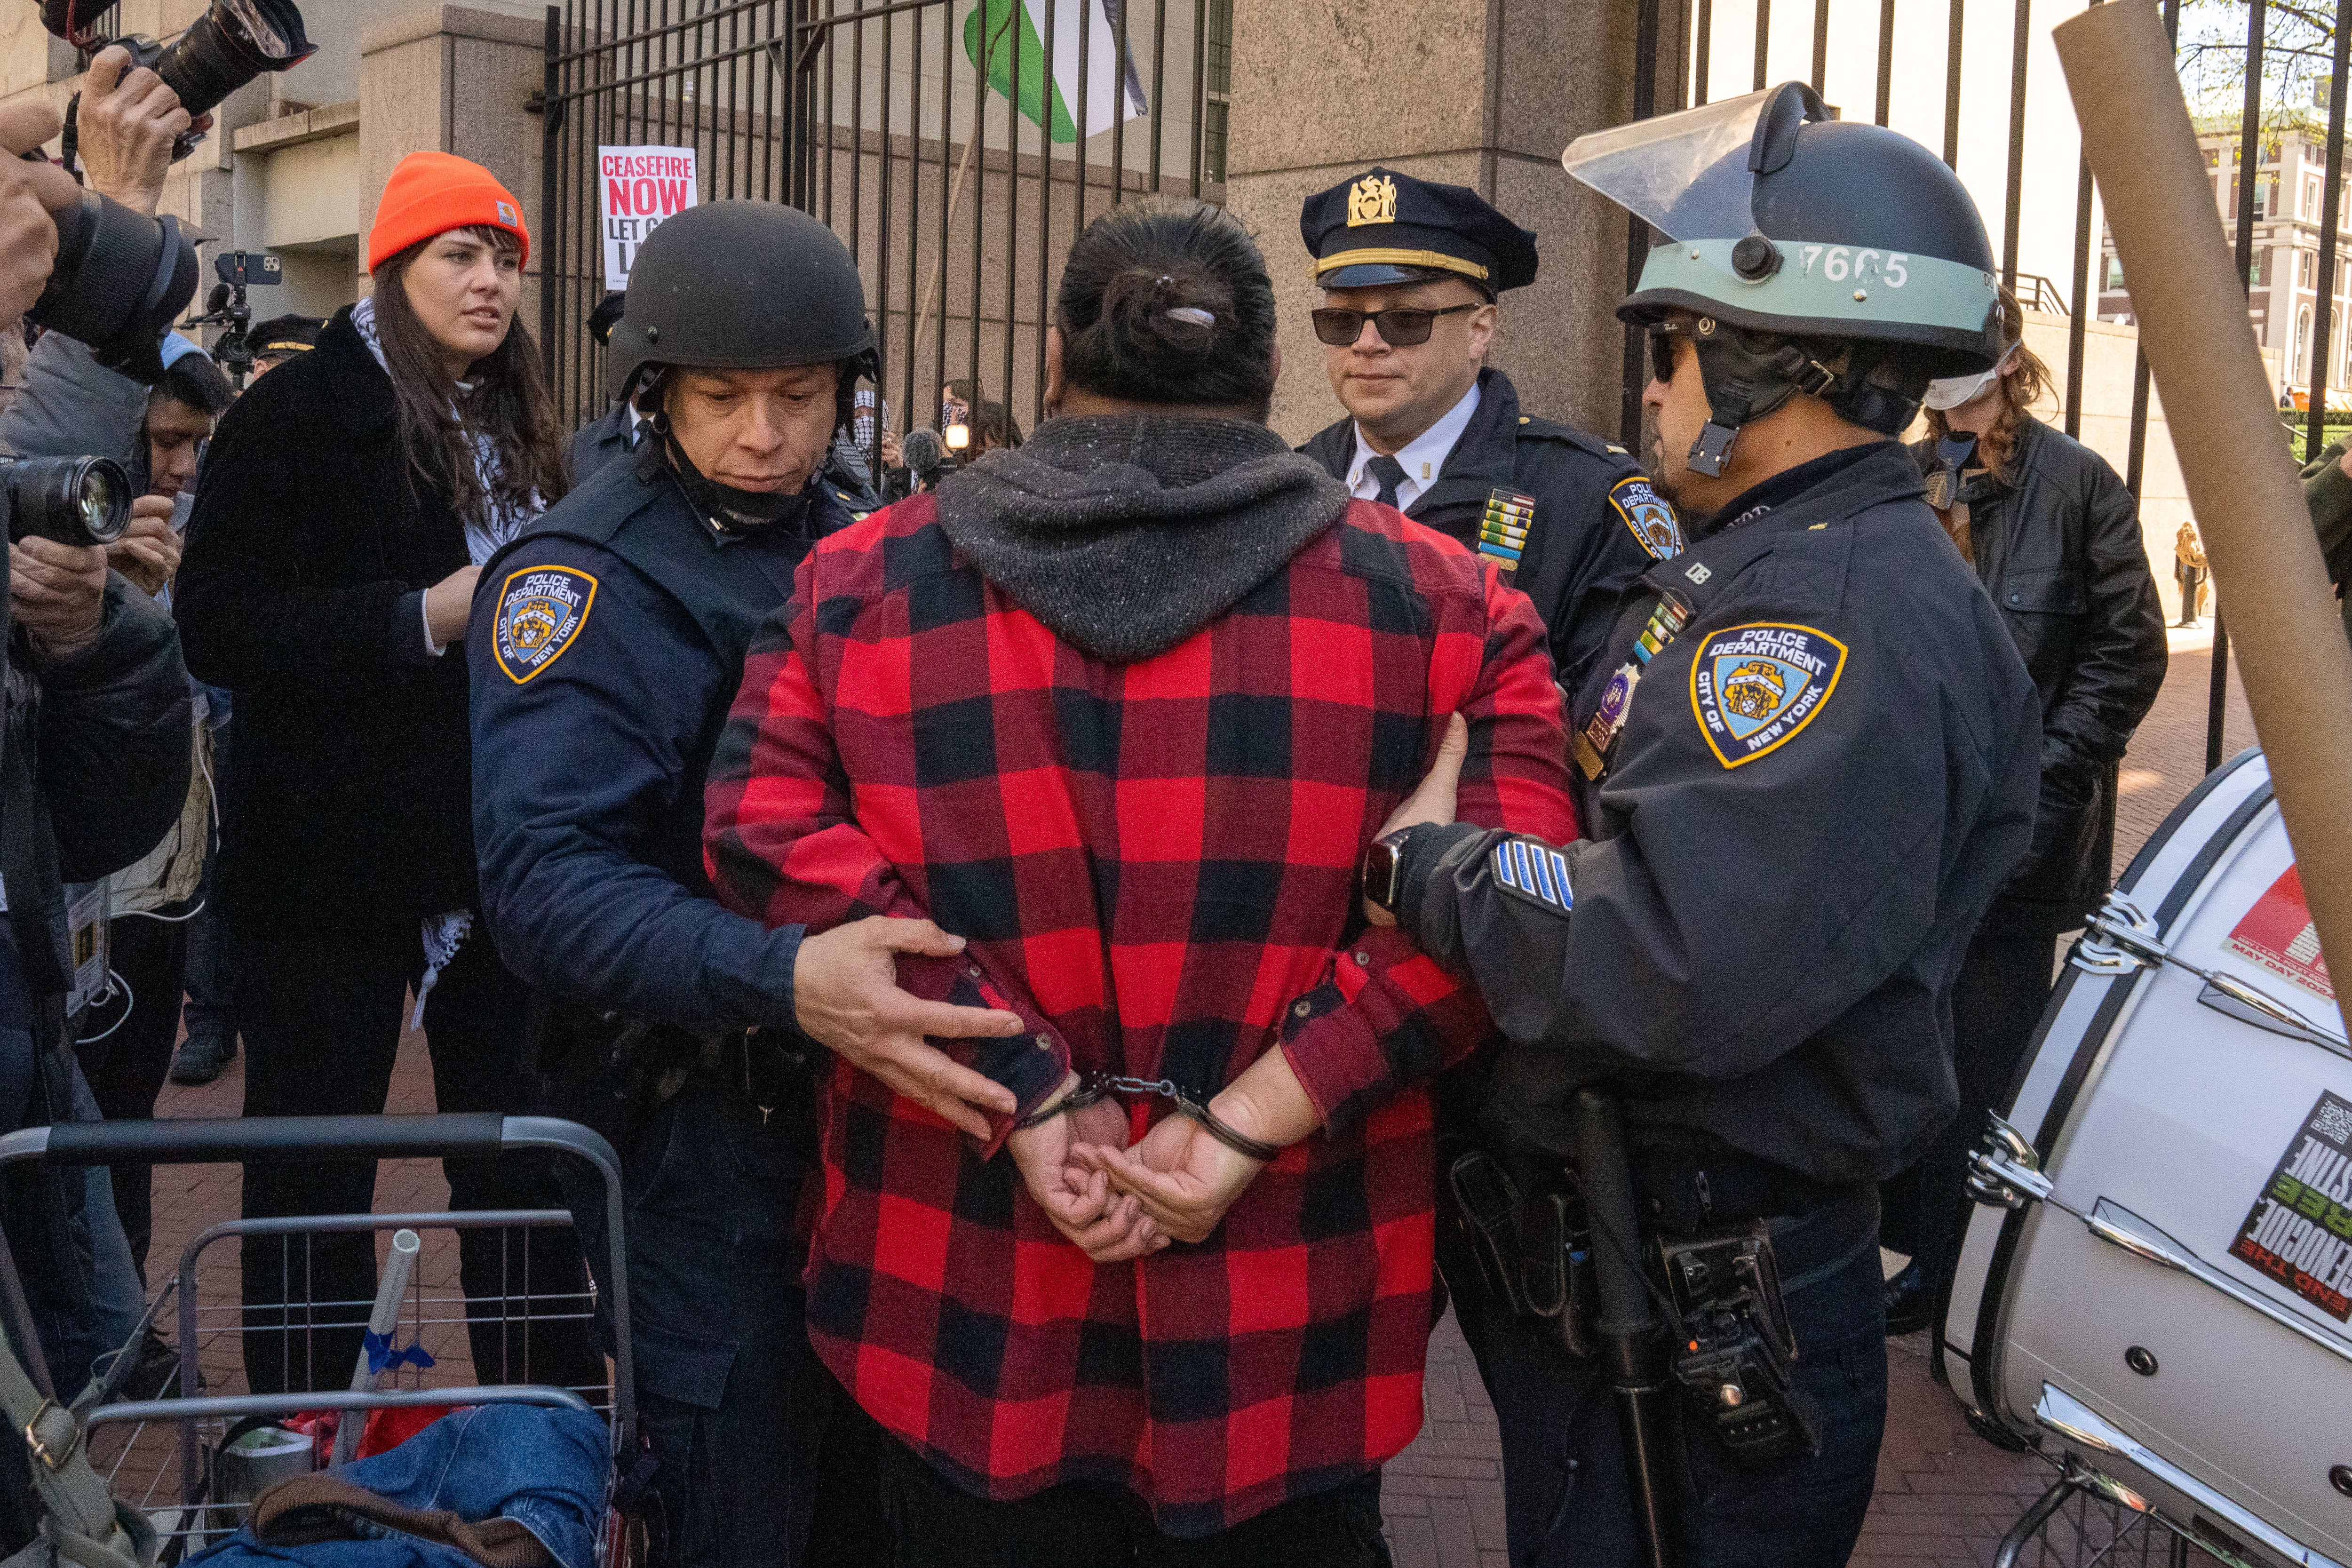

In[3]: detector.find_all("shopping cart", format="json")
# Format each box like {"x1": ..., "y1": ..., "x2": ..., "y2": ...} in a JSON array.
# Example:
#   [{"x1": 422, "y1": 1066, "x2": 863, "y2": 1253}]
[{"x1": 0, "y1": 1113, "x2": 636, "y2": 1568}]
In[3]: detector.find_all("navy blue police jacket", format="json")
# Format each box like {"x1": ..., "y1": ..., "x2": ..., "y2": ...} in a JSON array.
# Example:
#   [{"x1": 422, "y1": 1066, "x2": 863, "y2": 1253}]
[
  {"x1": 1396, "y1": 440, "x2": 2043, "y2": 1186},
  {"x1": 467, "y1": 448, "x2": 855, "y2": 1029},
  {"x1": 1299, "y1": 366, "x2": 1681, "y2": 697}
]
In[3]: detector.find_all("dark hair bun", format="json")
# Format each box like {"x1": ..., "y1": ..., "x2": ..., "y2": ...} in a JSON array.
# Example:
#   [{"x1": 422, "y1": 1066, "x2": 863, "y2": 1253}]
[{"x1": 1056, "y1": 201, "x2": 1277, "y2": 417}]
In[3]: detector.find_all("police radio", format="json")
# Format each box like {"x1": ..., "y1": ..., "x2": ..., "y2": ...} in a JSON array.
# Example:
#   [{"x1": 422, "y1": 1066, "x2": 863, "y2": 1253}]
[{"x1": 1658, "y1": 1226, "x2": 1822, "y2": 1466}]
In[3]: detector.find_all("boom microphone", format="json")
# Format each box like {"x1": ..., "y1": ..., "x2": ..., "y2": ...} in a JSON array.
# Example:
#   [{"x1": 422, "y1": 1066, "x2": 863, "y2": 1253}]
[{"x1": 902, "y1": 427, "x2": 945, "y2": 480}]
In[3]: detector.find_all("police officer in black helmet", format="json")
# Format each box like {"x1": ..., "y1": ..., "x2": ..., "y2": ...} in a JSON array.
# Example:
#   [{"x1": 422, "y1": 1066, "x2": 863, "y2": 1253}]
[
  {"x1": 468, "y1": 201, "x2": 1029, "y2": 1568},
  {"x1": 1357, "y1": 86, "x2": 2042, "y2": 1565},
  {"x1": 1295, "y1": 168, "x2": 1681, "y2": 701}
]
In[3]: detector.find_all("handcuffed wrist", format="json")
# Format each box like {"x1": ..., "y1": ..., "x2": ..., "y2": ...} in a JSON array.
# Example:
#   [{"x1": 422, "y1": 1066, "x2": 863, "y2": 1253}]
[{"x1": 1012, "y1": 1072, "x2": 1098, "y2": 1131}]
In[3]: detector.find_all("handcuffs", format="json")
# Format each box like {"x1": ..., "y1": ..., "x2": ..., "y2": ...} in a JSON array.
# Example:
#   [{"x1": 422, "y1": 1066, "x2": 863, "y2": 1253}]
[{"x1": 1011, "y1": 1072, "x2": 1285, "y2": 1162}]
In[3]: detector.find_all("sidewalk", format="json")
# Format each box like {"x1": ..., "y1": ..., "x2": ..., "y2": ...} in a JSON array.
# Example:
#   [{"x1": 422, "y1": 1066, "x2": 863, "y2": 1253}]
[{"x1": 131, "y1": 623, "x2": 2254, "y2": 1563}]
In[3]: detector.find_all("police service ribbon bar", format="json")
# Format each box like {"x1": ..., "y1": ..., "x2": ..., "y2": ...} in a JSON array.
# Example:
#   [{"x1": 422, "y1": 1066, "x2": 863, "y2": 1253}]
[
  {"x1": 1576, "y1": 593, "x2": 1692, "y2": 781},
  {"x1": 1478, "y1": 490, "x2": 1539, "y2": 566}
]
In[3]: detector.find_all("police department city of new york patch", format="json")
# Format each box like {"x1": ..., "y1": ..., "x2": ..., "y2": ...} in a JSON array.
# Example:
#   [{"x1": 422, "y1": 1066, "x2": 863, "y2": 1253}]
[
  {"x1": 1689, "y1": 622, "x2": 1847, "y2": 768},
  {"x1": 493, "y1": 565, "x2": 598, "y2": 685},
  {"x1": 1608, "y1": 476, "x2": 1684, "y2": 560}
]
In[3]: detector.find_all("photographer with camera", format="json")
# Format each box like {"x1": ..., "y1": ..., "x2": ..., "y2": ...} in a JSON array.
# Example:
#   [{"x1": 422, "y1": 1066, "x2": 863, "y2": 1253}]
[
  {"x1": 78, "y1": 341, "x2": 231, "y2": 1299},
  {"x1": 0, "y1": 86, "x2": 197, "y2": 1468}
]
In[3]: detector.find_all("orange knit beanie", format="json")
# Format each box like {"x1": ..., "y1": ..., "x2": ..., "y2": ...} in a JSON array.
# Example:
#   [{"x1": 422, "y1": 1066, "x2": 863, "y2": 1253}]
[{"x1": 367, "y1": 151, "x2": 529, "y2": 273}]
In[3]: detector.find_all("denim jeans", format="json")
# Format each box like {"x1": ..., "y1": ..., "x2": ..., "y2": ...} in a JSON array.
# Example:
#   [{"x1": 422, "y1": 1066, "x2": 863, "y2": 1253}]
[
  {"x1": 0, "y1": 893, "x2": 143, "y2": 1396},
  {"x1": 177, "y1": 686, "x2": 235, "y2": 1047},
  {"x1": 185, "y1": 1402, "x2": 608, "y2": 1568}
]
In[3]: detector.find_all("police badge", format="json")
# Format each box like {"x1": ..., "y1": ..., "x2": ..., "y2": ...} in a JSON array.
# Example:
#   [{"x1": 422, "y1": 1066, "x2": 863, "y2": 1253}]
[
  {"x1": 1347, "y1": 173, "x2": 1398, "y2": 226},
  {"x1": 493, "y1": 565, "x2": 599, "y2": 684},
  {"x1": 1607, "y1": 476, "x2": 1684, "y2": 560},
  {"x1": 1689, "y1": 622, "x2": 1847, "y2": 768}
]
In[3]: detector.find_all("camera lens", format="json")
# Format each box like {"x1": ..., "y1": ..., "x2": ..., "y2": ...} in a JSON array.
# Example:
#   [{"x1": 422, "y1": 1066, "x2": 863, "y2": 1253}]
[
  {"x1": 30, "y1": 191, "x2": 199, "y2": 384},
  {"x1": 150, "y1": 0, "x2": 317, "y2": 119},
  {"x1": 2, "y1": 456, "x2": 131, "y2": 549}
]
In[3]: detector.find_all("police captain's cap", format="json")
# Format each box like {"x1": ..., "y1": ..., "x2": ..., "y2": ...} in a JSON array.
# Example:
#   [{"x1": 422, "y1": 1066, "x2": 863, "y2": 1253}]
[{"x1": 1300, "y1": 167, "x2": 1539, "y2": 294}]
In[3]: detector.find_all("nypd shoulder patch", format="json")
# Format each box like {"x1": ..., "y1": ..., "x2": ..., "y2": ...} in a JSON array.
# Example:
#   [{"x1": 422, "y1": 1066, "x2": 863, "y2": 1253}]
[
  {"x1": 493, "y1": 565, "x2": 599, "y2": 685},
  {"x1": 1688, "y1": 622, "x2": 1847, "y2": 768},
  {"x1": 1608, "y1": 476, "x2": 1684, "y2": 561},
  {"x1": 1490, "y1": 835, "x2": 1573, "y2": 915}
]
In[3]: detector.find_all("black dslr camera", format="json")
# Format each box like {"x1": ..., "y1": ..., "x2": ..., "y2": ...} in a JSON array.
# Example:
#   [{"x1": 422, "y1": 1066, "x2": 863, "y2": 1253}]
[
  {"x1": 1, "y1": 455, "x2": 131, "y2": 548},
  {"x1": 44, "y1": 0, "x2": 317, "y2": 161},
  {"x1": 11, "y1": 0, "x2": 312, "y2": 382}
]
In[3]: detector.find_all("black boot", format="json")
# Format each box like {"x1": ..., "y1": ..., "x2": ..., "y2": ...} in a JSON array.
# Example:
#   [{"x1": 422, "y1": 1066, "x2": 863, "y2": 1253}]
[
  {"x1": 168, "y1": 1031, "x2": 238, "y2": 1086},
  {"x1": 1883, "y1": 1260, "x2": 1939, "y2": 1337}
]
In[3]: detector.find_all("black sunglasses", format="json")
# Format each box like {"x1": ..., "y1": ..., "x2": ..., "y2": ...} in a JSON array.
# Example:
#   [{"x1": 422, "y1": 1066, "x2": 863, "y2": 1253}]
[
  {"x1": 1311, "y1": 302, "x2": 1479, "y2": 348},
  {"x1": 1646, "y1": 323, "x2": 1690, "y2": 385}
]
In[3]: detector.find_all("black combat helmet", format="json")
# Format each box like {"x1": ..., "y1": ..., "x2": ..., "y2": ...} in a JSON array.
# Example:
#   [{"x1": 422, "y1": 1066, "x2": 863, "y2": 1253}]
[
  {"x1": 607, "y1": 200, "x2": 876, "y2": 414},
  {"x1": 1564, "y1": 82, "x2": 2001, "y2": 474}
]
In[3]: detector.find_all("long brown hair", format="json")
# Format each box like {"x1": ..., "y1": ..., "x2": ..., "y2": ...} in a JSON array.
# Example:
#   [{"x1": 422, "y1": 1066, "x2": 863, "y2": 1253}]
[
  {"x1": 1922, "y1": 285, "x2": 2052, "y2": 481},
  {"x1": 372, "y1": 227, "x2": 568, "y2": 517}
]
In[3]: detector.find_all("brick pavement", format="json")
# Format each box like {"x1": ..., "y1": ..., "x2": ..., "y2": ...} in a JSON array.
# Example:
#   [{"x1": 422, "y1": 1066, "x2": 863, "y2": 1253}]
[{"x1": 114, "y1": 623, "x2": 2251, "y2": 1560}]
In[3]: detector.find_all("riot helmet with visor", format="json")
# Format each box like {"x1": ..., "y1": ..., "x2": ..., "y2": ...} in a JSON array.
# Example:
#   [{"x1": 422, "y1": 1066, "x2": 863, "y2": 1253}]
[{"x1": 1565, "y1": 83, "x2": 2002, "y2": 474}]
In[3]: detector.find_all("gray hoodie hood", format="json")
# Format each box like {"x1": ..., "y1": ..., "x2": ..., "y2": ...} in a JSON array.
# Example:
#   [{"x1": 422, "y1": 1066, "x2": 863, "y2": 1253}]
[{"x1": 933, "y1": 414, "x2": 1350, "y2": 663}]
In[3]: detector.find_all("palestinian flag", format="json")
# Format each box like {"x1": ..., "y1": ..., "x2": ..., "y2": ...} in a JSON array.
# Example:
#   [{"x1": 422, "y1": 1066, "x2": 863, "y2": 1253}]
[{"x1": 964, "y1": 0, "x2": 1148, "y2": 144}]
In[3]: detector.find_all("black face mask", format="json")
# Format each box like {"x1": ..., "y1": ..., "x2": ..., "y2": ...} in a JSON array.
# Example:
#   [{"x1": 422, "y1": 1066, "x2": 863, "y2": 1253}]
[{"x1": 662, "y1": 432, "x2": 816, "y2": 537}]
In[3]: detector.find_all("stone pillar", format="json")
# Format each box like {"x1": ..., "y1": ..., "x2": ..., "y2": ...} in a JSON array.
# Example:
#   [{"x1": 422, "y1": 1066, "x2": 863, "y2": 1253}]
[
  {"x1": 1224, "y1": 0, "x2": 1690, "y2": 446},
  {"x1": 359, "y1": 4, "x2": 548, "y2": 329}
]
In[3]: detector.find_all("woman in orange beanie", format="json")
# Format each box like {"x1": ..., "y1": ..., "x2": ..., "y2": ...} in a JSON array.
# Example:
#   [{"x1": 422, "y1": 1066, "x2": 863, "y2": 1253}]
[{"x1": 175, "y1": 150, "x2": 592, "y2": 1397}]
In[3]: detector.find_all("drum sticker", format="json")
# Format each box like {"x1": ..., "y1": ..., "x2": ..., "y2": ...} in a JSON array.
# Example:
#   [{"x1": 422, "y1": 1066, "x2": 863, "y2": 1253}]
[
  {"x1": 2230, "y1": 1090, "x2": 2352, "y2": 1321},
  {"x1": 493, "y1": 565, "x2": 598, "y2": 685},
  {"x1": 1689, "y1": 623, "x2": 1847, "y2": 768},
  {"x1": 1608, "y1": 476, "x2": 1685, "y2": 560},
  {"x1": 2225, "y1": 865, "x2": 2335, "y2": 1002}
]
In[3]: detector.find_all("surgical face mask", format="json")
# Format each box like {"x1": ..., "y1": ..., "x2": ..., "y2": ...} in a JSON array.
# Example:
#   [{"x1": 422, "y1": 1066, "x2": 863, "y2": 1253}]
[{"x1": 1922, "y1": 346, "x2": 2018, "y2": 411}]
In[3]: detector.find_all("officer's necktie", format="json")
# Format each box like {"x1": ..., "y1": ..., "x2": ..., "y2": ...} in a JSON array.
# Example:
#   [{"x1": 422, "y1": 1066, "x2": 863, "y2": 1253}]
[{"x1": 1367, "y1": 454, "x2": 1407, "y2": 510}]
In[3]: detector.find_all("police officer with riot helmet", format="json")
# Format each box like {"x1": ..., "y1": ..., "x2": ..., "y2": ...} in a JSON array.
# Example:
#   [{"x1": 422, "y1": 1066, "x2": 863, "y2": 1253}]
[
  {"x1": 467, "y1": 201, "x2": 1028, "y2": 1568},
  {"x1": 1295, "y1": 168, "x2": 1681, "y2": 700},
  {"x1": 1359, "y1": 85, "x2": 2042, "y2": 1565}
]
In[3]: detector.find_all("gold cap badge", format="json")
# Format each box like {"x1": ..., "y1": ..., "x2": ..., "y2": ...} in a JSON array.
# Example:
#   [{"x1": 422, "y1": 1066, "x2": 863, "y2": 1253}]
[{"x1": 1347, "y1": 174, "x2": 1398, "y2": 226}]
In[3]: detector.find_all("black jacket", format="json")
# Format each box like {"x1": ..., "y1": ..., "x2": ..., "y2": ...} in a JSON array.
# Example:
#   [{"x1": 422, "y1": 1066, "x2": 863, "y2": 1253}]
[
  {"x1": 1912, "y1": 416, "x2": 2166, "y2": 923},
  {"x1": 176, "y1": 307, "x2": 485, "y2": 934},
  {"x1": 0, "y1": 583, "x2": 191, "y2": 1000},
  {"x1": 1299, "y1": 366, "x2": 1675, "y2": 695},
  {"x1": 470, "y1": 451, "x2": 852, "y2": 1029},
  {"x1": 1401, "y1": 442, "x2": 2042, "y2": 1185}
]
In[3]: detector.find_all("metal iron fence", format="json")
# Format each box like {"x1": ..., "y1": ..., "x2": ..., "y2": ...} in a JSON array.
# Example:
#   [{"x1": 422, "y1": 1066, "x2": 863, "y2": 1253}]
[
  {"x1": 537, "y1": 0, "x2": 1223, "y2": 458},
  {"x1": 1639, "y1": 0, "x2": 2350, "y2": 780}
]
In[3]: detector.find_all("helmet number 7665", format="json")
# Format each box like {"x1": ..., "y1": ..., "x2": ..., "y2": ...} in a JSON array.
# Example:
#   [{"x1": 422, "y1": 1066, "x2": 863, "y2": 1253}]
[{"x1": 1798, "y1": 246, "x2": 1909, "y2": 288}]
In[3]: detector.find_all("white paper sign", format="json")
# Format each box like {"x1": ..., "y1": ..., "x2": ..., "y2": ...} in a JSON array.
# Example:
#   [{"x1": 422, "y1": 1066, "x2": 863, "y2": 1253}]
[{"x1": 599, "y1": 145, "x2": 699, "y2": 290}]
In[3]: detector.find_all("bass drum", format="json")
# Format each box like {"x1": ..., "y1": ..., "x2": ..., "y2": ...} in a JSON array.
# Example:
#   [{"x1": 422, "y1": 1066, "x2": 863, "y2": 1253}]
[{"x1": 1945, "y1": 748, "x2": 2352, "y2": 1568}]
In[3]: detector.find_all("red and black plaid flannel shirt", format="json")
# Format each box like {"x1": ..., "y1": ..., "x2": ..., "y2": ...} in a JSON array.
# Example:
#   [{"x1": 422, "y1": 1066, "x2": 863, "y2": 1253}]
[{"x1": 703, "y1": 492, "x2": 1574, "y2": 1536}]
